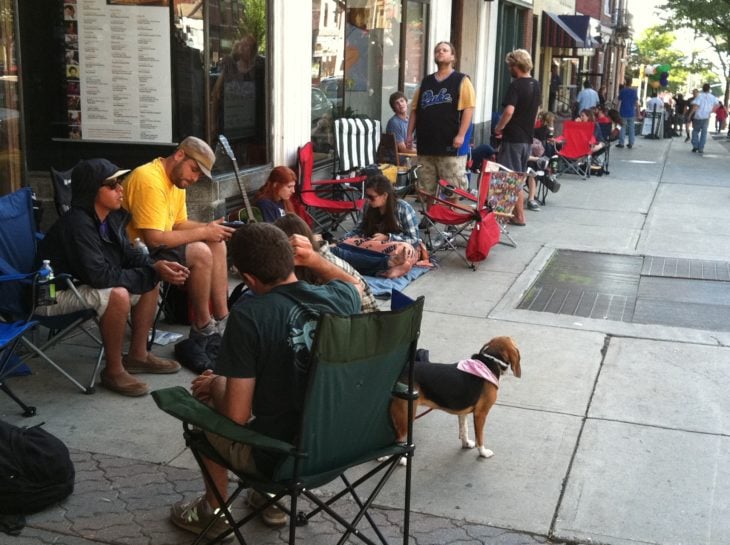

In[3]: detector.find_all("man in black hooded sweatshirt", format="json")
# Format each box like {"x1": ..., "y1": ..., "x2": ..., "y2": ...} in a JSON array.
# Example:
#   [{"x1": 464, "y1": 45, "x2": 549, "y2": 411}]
[{"x1": 38, "y1": 159, "x2": 190, "y2": 396}]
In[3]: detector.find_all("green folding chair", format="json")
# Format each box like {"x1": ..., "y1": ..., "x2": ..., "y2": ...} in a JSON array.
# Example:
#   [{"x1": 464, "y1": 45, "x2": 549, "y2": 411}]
[{"x1": 152, "y1": 296, "x2": 424, "y2": 545}]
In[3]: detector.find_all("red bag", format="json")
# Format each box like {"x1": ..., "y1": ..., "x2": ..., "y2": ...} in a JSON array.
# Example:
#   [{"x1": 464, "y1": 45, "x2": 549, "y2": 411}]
[{"x1": 466, "y1": 211, "x2": 500, "y2": 262}]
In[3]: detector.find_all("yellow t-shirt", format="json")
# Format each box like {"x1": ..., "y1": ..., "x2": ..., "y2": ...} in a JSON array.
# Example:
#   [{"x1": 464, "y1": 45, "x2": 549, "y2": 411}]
[{"x1": 122, "y1": 157, "x2": 187, "y2": 242}]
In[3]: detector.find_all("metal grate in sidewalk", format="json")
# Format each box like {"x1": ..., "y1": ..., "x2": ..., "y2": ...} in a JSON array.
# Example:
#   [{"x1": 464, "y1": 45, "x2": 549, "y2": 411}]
[{"x1": 641, "y1": 256, "x2": 730, "y2": 282}]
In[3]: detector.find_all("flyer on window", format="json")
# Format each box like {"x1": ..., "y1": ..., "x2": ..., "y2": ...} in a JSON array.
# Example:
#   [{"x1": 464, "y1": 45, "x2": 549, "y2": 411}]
[{"x1": 72, "y1": 0, "x2": 172, "y2": 143}]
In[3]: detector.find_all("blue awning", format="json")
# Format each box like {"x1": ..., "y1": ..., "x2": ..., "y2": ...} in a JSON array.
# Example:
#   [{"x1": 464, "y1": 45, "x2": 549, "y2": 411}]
[{"x1": 542, "y1": 13, "x2": 597, "y2": 49}]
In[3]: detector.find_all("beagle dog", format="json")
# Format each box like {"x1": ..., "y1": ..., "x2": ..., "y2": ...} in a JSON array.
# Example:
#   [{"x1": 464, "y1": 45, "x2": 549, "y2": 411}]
[{"x1": 391, "y1": 336, "x2": 521, "y2": 459}]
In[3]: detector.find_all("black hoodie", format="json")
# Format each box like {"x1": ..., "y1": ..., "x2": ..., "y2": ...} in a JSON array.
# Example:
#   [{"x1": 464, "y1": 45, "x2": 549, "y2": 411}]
[{"x1": 39, "y1": 159, "x2": 158, "y2": 293}]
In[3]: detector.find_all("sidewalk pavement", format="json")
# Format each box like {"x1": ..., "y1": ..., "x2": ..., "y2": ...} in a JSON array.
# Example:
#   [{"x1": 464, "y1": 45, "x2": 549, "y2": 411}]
[{"x1": 3, "y1": 132, "x2": 730, "y2": 545}]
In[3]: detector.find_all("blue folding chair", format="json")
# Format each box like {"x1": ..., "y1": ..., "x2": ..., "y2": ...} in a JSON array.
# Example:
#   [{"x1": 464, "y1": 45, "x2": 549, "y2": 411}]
[{"x1": 0, "y1": 188, "x2": 104, "y2": 415}]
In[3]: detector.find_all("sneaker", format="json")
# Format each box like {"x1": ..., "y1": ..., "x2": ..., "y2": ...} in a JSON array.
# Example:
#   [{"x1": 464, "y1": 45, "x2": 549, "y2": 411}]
[
  {"x1": 248, "y1": 490, "x2": 288, "y2": 528},
  {"x1": 123, "y1": 353, "x2": 181, "y2": 374},
  {"x1": 190, "y1": 319, "x2": 220, "y2": 339},
  {"x1": 692, "y1": 148, "x2": 697, "y2": 153},
  {"x1": 527, "y1": 199, "x2": 540, "y2": 211},
  {"x1": 615, "y1": 144, "x2": 624, "y2": 148},
  {"x1": 170, "y1": 495, "x2": 233, "y2": 541},
  {"x1": 626, "y1": 144, "x2": 632, "y2": 149}
]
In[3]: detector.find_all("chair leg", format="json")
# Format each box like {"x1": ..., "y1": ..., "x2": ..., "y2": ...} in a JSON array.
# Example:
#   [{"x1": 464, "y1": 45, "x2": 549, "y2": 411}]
[{"x1": 0, "y1": 380, "x2": 36, "y2": 417}]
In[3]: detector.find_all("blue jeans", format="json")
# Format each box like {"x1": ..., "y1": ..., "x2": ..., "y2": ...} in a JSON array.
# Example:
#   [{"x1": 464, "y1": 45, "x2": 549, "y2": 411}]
[
  {"x1": 691, "y1": 117, "x2": 709, "y2": 151},
  {"x1": 619, "y1": 117, "x2": 636, "y2": 146},
  {"x1": 330, "y1": 243, "x2": 390, "y2": 276}
]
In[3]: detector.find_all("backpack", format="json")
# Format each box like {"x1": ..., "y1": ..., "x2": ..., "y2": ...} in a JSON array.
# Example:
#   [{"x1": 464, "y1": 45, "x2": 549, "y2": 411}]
[{"x1": 0, "y1": 420, "x2": 75, "y2": 515}]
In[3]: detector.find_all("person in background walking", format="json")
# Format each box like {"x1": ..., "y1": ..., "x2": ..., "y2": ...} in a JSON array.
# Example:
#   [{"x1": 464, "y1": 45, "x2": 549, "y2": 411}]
[
  {"x1": 549, "y1": 64, "x2": 561, "y2": 114},
  {"x1": 616, "y1": 76, "x2": 640, "y2": 149},
  {"x1": 689, "y1": 83, "x2": 719, "y2": 154},
  {"x1": 714, "y1": 103, "x2": 727, "y2": 134}
]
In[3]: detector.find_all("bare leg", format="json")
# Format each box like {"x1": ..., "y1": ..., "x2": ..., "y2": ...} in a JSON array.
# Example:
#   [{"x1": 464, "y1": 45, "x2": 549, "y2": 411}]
[
  {"x1": 527, "y1": 176, "x2": 537, "y2": 201},
  {"x1": 208, "y1": 241, "x2": 229, "y2": 321},
  {"x1": 127, "y1": 284, "x2": 160, "y2": 361},
  {"x1": 202, "y1": 456, "x2": 229, "y2": 509},
  {"x1": 185, "y1": 242, "x2": 214, "y2": 329},
  {"x1": 99, "y1": 287, "x2": 132, "y2": 375}
]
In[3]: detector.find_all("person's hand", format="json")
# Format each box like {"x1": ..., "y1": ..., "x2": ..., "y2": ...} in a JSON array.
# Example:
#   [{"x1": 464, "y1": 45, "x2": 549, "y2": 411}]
[
  {"x1": 153, "y1": 260, "x2": 190, "y2": 285},
  {"x1": 370, "y1": 233, "x2": 388, "y2": 242},
  {"x1": 405, "y1": 135, "x2": 414, "y2": 149},
  {"x1": 290, "y1": 234, "x2": 317, "y2": 266},
  {"x1": 452, "y1": 134, "x2": 464, "y2": 149},
  {"x1": 191, "y1": 369, "x2": 217, "y2": 403},
  {"x1": 494, "y1": 128, "x2": 503, "y2": 139},
  {"x1": 205, "y1": 218, "x2": 236, "y2": 243}
]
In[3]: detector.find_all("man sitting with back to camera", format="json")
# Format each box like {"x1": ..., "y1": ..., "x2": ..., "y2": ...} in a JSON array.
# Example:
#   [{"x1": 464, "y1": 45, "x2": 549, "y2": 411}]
[
  {"x1": 123, "y1": 136, "x2": 235, "y2": 344},
  {"x1": 170, "y1": 223, "x2": 362, "y2": 537},
  {"x1": 37, "y1": 159, "x2": 190, "y2": 396}
]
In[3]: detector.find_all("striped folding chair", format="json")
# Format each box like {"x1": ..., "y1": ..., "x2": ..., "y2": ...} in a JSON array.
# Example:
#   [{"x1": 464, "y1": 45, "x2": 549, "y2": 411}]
[{"x1": 333, "y1": 118, "x2": 381, "y2": 177}]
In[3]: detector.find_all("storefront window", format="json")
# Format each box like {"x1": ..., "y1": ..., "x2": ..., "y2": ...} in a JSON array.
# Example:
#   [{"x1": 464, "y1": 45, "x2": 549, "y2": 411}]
[
  {"x1": 0, "y1": 0, "x2": 22, "y2": 194},
  {"x1": 207, "y1": 0, "x2": 268, "y2": 170},
  {"x1": 311, "y1": 0, "x2": 426, "y2": 159}
]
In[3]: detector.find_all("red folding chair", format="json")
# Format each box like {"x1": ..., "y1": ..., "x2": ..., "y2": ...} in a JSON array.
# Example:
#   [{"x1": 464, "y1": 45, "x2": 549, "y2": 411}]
[
  {"x1": 556, "y1": 121, "x2": 595, "y2": 179},
  {"x1": 296, "y1": 142, "x2": 366, "y2": 235},
  {"x1": 417, "y1": 163, "x2": 500, "y2": 270}
]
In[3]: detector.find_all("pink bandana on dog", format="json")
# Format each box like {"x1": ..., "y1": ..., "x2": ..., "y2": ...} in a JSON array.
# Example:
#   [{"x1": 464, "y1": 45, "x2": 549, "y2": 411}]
[{"x1": 456, "y1": 359, "x2": 500, "y2": 388}]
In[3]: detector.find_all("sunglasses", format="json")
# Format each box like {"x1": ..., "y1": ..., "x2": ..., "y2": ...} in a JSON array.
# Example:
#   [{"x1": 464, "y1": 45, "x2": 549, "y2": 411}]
[{"x1": 102, "y1": 179, "x2": 123, "y2": 190}]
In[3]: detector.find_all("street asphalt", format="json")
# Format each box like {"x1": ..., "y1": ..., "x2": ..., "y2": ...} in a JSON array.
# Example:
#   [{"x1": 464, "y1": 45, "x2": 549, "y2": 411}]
[{"x1": 2, "y1": 128, "x2": 730, "y2": 545}]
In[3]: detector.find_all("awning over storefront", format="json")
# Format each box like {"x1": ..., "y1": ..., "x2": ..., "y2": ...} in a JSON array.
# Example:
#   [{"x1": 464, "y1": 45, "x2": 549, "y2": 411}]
[{"x1": 542, "y1": 12, "x2": 597, "y2": 49}]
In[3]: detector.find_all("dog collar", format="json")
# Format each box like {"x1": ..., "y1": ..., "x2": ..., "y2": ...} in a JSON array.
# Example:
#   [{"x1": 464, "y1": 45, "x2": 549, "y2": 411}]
[{"x1": 478, "y1": 352, "x2": 510, "y2": 371}]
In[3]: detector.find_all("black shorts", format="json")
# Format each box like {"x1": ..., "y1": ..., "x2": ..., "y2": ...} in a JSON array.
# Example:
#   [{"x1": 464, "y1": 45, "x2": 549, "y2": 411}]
[{"x1": 149, "y1": 244, "x2": 187, "y2": 266}]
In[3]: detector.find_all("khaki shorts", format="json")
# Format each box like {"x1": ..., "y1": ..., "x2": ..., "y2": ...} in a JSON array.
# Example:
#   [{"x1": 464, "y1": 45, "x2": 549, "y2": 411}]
[
  {"x1": 205, "y1": 431, "x2": 258, "y2": 473},
  {"x1": 416, "y1": 155, "x2": 468, "y2": 196},
  {"x1": 35, "y1": 285, "x2": 141, "y2": 318}
]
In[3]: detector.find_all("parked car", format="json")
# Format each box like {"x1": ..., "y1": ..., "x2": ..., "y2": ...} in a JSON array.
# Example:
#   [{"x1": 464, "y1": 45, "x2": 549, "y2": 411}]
[
  {"x1": 319, "y1": 76, "x2": 343, "y2": 115},
  {"x1": 311, "y1": 87, "x2": 333, "y2": 127}
]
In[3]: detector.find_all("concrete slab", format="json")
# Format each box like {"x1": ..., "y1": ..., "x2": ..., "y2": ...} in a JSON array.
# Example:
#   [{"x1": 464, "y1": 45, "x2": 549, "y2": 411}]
[
  {"x1": 324, "y1": 406, "x2": 580, "y2": 536},
  {"x1": 1, "y1": 338, "x2": 195, "y2": 464},
  {"x1": 555, "y1": 419, "x2": 730, "y2": 545},
  {"x1": 404, "y1": 267, "x2": 517, "y2": 317},
  {"x1": 538, "y1": 179, "x2": 657, "y2": 213},
  {"x1": 415, "y1": 313, "x2": 605, "y2": 415},
  {"x1": 590, "y1": 337, "x2": 730, "y2": 434}
]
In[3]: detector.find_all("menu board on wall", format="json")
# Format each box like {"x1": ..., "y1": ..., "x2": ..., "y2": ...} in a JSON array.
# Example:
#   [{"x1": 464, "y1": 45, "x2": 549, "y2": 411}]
[{"x1": 71, "y1": 0, "x2": 172, "y2": 143}]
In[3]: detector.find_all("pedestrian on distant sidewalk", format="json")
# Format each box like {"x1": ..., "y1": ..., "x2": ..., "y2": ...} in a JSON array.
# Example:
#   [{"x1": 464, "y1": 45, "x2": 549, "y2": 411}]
[
  {"x1": 689, "y1": 83, "x2": 719, "y2": 154},
  {"x1": 617, "y1": 75, "x2": 640, "y2": 149}
]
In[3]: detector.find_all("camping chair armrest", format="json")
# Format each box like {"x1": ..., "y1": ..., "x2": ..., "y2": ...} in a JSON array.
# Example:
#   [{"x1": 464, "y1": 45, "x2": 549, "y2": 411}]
[
  {"x1": 152, "y1": 386, "x2": 296, "y2": 455},
  {"x1": 0, "y1": 271, "x2": 34, "y2": 283},
  {"x1": 417, "y1": 189, "x2": 479, "y2": 217}
]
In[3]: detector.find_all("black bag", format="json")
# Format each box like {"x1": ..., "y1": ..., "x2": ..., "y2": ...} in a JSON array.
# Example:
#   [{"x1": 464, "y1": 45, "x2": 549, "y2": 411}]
[{"x1": 0, "y1": 421, "x2": 75, "y2": 515}]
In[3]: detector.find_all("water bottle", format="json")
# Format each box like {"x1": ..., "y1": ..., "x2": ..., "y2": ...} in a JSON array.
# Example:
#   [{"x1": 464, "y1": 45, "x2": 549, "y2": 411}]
[
  {"x1": 133, "y1": 237, "x2": 149, "y2": 256},
  {"x1": 37, "y1": 259, "x2": 56, "y2": 306}
]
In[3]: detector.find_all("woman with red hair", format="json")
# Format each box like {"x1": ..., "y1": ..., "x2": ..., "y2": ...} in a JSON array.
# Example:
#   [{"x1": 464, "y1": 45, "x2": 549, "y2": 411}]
[{"x1": 254, "y1": 166, "x2": 297, "y2": 223}]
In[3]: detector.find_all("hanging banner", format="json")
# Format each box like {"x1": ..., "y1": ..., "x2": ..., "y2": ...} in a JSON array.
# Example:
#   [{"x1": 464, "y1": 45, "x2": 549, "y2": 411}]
[{"x1": 70, "y1": 0, "x2": 172, "y2": 143}]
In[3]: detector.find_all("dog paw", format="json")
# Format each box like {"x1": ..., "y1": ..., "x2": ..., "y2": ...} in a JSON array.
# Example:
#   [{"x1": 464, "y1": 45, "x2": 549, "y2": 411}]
[
  {"x1": 461, "y1": 439, "x2": 476, "y2": 449},
  {"x1": 398, "y1": 456, "x2": 407, "y2": 466},
  {"x1": 478, "y1": 447, "x2": 494, "y2": 458}
]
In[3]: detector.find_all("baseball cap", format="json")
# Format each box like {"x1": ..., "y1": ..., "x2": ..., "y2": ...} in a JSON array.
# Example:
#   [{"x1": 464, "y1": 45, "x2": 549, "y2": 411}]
[
  {"x1": 178, "y1": 136, "x2": 215, "y2": 179},
  {"x1": 72, "y1": 158, "x2": 130, "y2": 188}
]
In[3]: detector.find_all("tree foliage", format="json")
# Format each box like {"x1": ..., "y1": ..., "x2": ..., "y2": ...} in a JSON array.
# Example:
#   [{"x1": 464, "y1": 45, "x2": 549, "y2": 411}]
[
  {"x1": 659, "y1": 0, "x2": 730, "y2": 102},
  {"x1": 628, "y1": 26, "x2": 711, "y2": 93}
]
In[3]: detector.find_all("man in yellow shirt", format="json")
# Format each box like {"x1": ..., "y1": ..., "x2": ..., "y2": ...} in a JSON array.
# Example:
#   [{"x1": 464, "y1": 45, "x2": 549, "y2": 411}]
[{"x1": 123, "y1": 136, "x2": 235, "y2": 340}]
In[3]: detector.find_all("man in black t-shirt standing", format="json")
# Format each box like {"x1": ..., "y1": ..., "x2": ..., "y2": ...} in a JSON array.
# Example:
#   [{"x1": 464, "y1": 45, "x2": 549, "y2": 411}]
[{"x1": 493, "y1": 49, "x2": 541, "y2": 224}]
